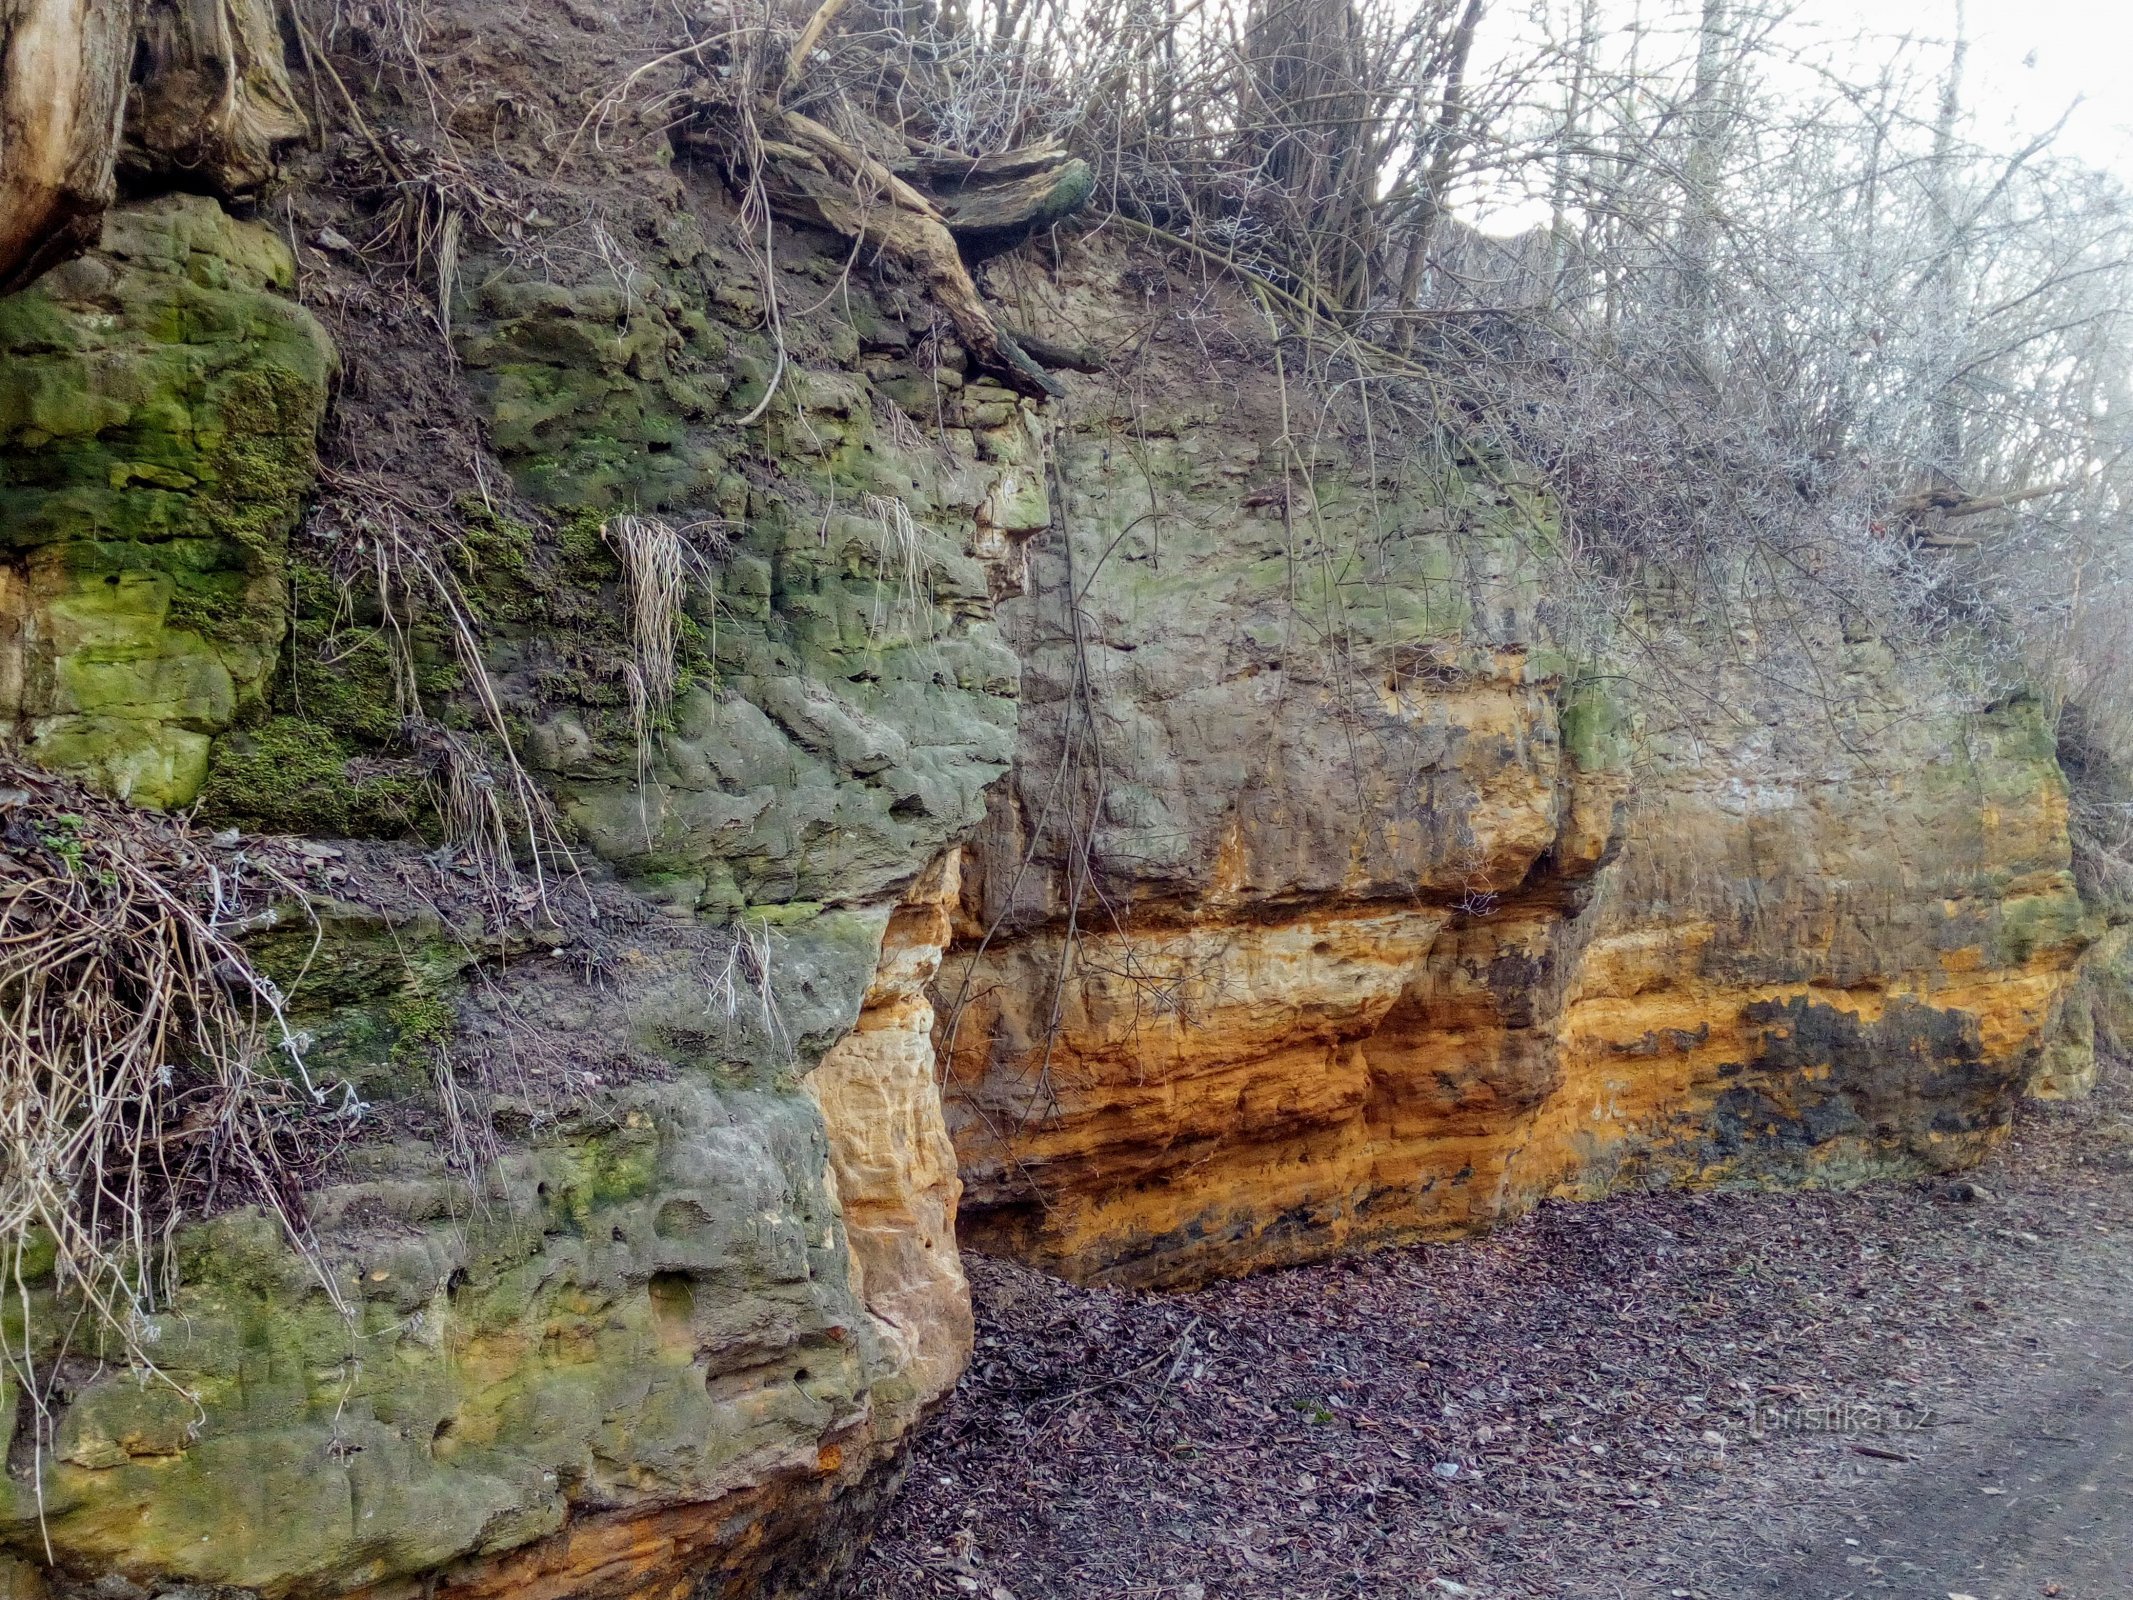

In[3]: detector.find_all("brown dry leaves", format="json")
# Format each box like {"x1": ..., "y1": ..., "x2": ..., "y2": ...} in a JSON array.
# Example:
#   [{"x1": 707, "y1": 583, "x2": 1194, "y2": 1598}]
[{"x1": 853, "y1": 1082, "x2": 2133, "y2": 1599}]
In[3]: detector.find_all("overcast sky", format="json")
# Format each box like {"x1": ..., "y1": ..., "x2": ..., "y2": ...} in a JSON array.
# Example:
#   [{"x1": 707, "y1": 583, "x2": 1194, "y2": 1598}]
[
  {"x1": 1464, "y1": 0, "x2": 2133, "y2": 230},
  {"x1": 1806, "y1": 0, "x2": 2133, "y2": 169}
]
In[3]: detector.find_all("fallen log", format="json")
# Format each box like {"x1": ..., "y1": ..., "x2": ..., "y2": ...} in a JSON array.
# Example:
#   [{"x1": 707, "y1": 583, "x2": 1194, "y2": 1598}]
[{"x1": 895, "y1": 146, "x2": 1095, "y2": 261}]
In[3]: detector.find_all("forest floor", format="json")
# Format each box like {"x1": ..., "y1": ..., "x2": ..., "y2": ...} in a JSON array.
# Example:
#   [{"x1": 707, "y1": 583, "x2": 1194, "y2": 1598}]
[{"x1": 845, "y1": 1066, "x2": 2133, "y2": 1600}]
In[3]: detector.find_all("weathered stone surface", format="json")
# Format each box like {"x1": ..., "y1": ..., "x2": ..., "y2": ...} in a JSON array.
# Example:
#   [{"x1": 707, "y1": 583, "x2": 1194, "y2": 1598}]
[
  {"x1": 0, "y1": 194, "x2": 333, "y2": 804},
  {"x1": 809, "y1": 852, "x2": 973, "y2": 1418},
  {"x1": 939, "y1": 341, "x2": 2092, "y2": 1287},
  {"x1": 0, "y1": 158, "x2": 2108, "y2": 1600},
  {"x1": 455, "y1": 246, "x2": 1041, "y2": 913},
  {"x1": 2035, "y1": 921, "x2": 2133, "y2": 1099},
  {"x1": 0, "y1": 899, "x2": 955, "y2": 1600},
  {"x1": 0, "y1": 180, "x2": 1024, "y2": 1600}
]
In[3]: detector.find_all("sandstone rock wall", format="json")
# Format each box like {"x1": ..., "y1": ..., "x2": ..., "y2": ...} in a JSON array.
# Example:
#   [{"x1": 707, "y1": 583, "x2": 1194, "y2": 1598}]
[
  {"x1": 938, "y1": 271, "x2": 2093, "y2": 1286},
  {"x1": 0, "y1": 195, "x2": 333, "y2": 805},
  {"x1": 0, "y1": 64, "x2": 2108, "y2": 1600},
  {"x1": 0, "y1": 178, "x2": 1030, "y2": 1600}
]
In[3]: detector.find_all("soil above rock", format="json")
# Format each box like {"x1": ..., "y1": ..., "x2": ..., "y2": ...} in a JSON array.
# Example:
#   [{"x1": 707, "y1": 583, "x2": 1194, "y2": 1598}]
[{"x1": 847, "y1": 1066, "x2": 2133, "y2": 1599}]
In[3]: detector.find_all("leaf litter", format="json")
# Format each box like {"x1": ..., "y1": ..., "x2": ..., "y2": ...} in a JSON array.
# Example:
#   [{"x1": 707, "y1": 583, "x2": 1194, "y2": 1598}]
[{"x1": 847, "y1": 1066, "x2": 2133, "y2": 1599}]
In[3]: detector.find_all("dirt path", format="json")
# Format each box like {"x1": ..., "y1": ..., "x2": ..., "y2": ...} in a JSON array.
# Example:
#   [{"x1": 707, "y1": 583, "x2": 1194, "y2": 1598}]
[
  {"x1": 847, "y1": 1073, "x2": 2133, "y2": 1600},
  {"x1": 1742, "y1": 1278, "x2": 2133, "y2": 1599}
]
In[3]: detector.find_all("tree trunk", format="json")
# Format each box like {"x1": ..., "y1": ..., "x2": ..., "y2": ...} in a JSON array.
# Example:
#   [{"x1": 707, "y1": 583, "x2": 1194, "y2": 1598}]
[
  {"x1": 0, "y1": 0, "x2": 138, "y2": 293},
  {"x1": 1, "y1": 0, "x2": 303, "y2": 293},
  {"x1": 1925, "y1": 2, "x2": 1970, "y2": 483},
  {"x1": 687, "y1": 105, "x2": 1068, "y2": 397},
  {"x1": 1678, "y1": 0, "x2": 1728, "y2": 368},
  {"x1": 124, "y1": 0, "x2": 309, "y2": 196}
]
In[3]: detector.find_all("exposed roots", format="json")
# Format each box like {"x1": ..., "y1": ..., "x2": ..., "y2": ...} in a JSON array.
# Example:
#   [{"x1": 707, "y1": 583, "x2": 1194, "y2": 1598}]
[
  {"x1": 316, "y1": 467, "x2": 588, "y2": 923},
  {"x1": 698, "y1": 917, "x2": 790, "y2": 1063},
  {"x1": 864, "y1": 491, "x2": 939, "y2": 650},
  {"x1": 603, "y1": 512, "x2": 728, "y2": 735},
  {"x1": 0, "y1": 762, "x2": 355, "y2": 1496}
]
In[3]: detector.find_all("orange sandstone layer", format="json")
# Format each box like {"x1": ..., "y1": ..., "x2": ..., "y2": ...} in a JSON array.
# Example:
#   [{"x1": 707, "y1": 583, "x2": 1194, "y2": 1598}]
[
  {"x1": 322, "y1": 864, "x2": 974, "y2": 1600},
  {"x1": 942, "y1": 719, "x2": 2089, "y2": 1287},
  {"x1": 938, "y1": 302, "x2": 2098, "y2": 1288},
  {"x1": 935, "y1": 336, "x2": 2093, "y2": 1285}
]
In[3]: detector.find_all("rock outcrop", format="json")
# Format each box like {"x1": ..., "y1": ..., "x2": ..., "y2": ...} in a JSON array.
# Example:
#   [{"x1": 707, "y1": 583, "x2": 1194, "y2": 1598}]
[
  {"x1": 937, "y1": 267, "x2": 2093, "y2": 1287},
  {"x1": 0, "y1": 195, "x2": 333, "y2": 805},
  {"x1": 0, "y1": 15, "x2": 2110, "y2": 1599},
  {"x1": 0, "y1": 177, "x2": 1033, "y2": 1598}
]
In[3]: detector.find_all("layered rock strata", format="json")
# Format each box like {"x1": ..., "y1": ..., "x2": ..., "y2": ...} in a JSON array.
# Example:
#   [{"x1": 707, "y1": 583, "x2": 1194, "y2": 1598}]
[
  {"x1": 0, "y1": 100, "x2": 2106, "y2": 1600},
  {"x1": 938, "y1": 302, "x2": 2092, "y2": 1287}
]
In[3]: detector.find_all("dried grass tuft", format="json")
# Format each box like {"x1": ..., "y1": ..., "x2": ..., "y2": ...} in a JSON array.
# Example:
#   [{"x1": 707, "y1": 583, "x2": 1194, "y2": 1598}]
[{"x1": 602, "y1": 513, "x2": 731, "y2": 826}]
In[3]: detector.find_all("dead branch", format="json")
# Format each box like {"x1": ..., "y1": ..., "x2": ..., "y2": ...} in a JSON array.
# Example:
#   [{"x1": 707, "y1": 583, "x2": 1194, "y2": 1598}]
[{"x1": 683, "y1": 101, "x2": 1075, "y2": 397}]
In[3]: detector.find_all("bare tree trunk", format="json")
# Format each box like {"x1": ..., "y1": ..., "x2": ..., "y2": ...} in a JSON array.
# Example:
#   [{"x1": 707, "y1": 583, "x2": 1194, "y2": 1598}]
[
  {"x1": 1925, "y1": 0, "x2": 1970, "y2": 484},
  {"x1": 0, "y1": 0, "x2": 138, "y2": 293},
  {"x1": 2, "y1": 0, "x2": 303, "y2": 292},
  {"x1": 1243, "y1": 0, "x2": 1372, "y2": 312},
  {"x1": 1391, "y1": 0, "x2": 1485, "y2": 339},
  {"x1": 1546, "y1": 0, "x2": 1596, "y2": 314},
  {"x1": 1677, "y1": 0, "x2": 1727, "y2": 370}
]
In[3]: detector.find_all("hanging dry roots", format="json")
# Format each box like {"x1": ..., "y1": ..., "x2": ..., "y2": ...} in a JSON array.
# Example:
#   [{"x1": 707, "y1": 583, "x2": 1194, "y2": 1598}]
[
  {"x1": 603, "y1": 513, "x2": 729, "y2": 730},
  {"x1": 0, "y1": 760, "x2": 352, "y2": 1423},
  {"x1": 315, "y1": 467, "x2": 589, "y2": 922}
]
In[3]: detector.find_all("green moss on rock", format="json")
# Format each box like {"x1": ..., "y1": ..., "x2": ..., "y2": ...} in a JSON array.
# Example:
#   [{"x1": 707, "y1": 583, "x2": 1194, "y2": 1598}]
[
  {"x1": 0, "y1": 195, "x2": 336, "y2": 806},
  {"x1": 198, "y1": 716, "x2": 427, "y2": 837}
]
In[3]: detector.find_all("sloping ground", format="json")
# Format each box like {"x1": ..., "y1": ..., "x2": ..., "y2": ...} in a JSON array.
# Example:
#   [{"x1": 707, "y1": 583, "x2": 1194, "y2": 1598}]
[{"x1": 848, "y1": 1067, "x2": 2133, "y2": 1599}]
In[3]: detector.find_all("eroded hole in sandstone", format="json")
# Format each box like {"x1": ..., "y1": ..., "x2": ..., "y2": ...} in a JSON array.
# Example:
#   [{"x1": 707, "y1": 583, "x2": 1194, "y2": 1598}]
[{"x1": 647, "y1": 1271, "x2": 696, "y2": 1333}]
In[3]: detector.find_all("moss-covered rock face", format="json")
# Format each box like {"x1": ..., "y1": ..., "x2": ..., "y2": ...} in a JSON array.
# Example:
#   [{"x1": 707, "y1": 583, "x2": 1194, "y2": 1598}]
[
  {"x1": 0, "y1": 890, "x2": 934, "y2": 1600},
  {"x1": 0, "y1": 166, "x2": 1023, "y2": 1598},
  {"x1": 453, "y1": 233, "x2": 1038, "y2": 913},
  {"x1": 0, "y1": 196, "x2": 335, "y2": 806},
  {"x1": 199, "y1": 716, "x2": 429, "y2": 837}
]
